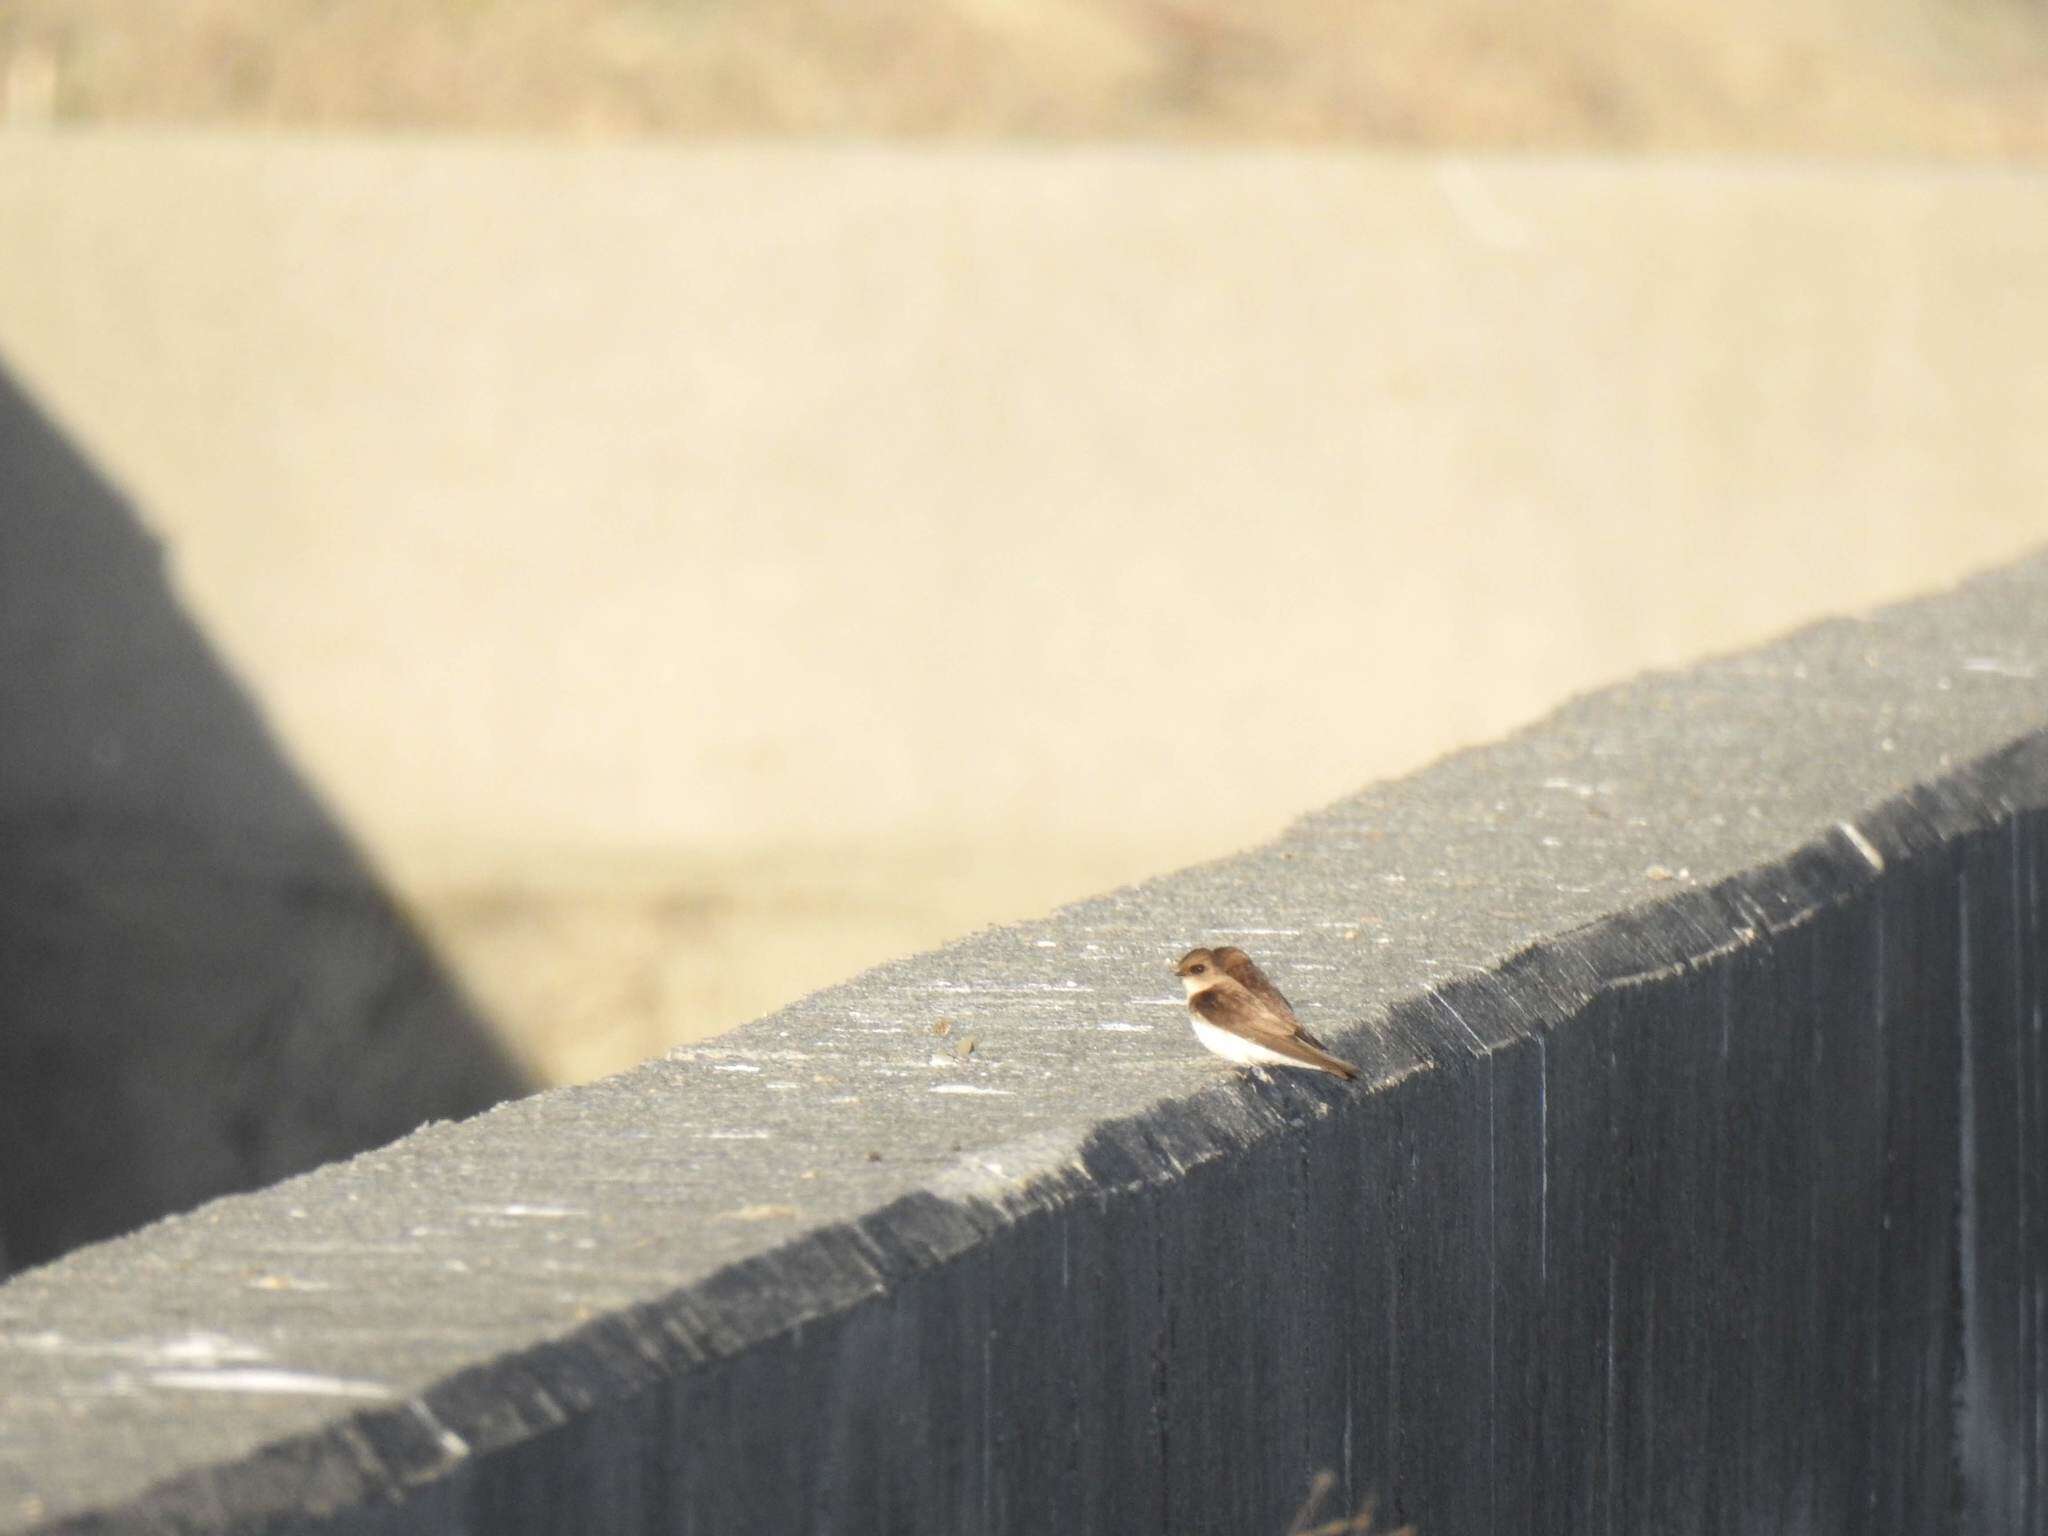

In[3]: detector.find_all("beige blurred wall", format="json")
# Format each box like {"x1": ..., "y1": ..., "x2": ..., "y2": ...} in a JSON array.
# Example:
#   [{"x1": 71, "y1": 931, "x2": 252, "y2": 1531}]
[{"x1": 1, "y1": 133, "x2": 2043, "y2": 1078}]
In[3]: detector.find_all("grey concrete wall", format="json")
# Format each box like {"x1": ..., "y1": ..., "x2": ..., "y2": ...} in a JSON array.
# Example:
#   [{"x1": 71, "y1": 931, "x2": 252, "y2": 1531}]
[
  {"x1": 3, "y1": 550, "x2": 2047, "y2": 1532},
  {"x1": 0, "y1": 364, "x2": 531, "y2": 1275}
]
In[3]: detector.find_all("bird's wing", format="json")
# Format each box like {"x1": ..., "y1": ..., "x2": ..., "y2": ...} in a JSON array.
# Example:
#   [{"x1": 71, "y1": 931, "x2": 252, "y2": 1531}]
[
  {"x1": 1190, "y1": 981, "x2": 1298, "y2": 1041},
  {"x1": 1221, "y1": 952, "x2": 1342, "y2": 1049},
  {"x1": 1240, "y1": 962, "x2": 1339, "y2": 1050},
  {"x1": 1220, "y1": 950, "x2": 1299, "y2": 1024},
  {"x1": 1190, "y1": 989, "x2": 1358, "y2": 1078}
]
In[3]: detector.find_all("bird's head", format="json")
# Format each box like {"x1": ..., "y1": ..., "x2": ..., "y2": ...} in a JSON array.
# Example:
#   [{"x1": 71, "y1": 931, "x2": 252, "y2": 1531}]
[{"x1": 1175, "y1": 947, "x2": 1220, "y2": 996}]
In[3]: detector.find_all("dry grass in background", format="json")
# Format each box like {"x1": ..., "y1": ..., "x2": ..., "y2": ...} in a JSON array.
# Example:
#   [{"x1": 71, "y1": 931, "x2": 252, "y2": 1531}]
[{"x1": 5, "y1": 0, "x2": 2048, "y2": 154}]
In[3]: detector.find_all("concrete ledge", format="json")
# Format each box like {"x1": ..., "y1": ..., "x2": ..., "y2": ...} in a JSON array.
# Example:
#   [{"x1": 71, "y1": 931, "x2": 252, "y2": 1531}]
[{"x1": 5, "y1": 552, "x2": 2048, "y2": 1531}]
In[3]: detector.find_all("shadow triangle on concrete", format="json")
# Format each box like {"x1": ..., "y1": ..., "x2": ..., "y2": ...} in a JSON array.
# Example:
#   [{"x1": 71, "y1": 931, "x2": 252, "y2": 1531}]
[{"x1": 0, "y1": 359, "x2": 532, "y2": 1276}]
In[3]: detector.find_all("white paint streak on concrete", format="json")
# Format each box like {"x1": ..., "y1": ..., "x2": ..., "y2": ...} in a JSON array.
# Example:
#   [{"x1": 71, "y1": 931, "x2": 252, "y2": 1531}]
[
  {"x1": 1837, "y1": 822, "x2": 1886, "y2": 873},
  {"x1": 146, "y1": 1369, "x2": 392, "y2": 1400}
]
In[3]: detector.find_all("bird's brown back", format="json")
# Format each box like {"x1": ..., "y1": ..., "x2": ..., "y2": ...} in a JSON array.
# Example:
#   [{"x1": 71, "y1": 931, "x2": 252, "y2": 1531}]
[{"x1": 1212, "y1": 945, "x2": 1341, "y2": 1051}]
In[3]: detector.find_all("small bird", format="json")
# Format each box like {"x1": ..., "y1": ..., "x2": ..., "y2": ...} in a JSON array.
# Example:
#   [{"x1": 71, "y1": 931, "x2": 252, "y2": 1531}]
[{"x1": 1175, "y1": 946, "x2": 1359, "y2": 1079}]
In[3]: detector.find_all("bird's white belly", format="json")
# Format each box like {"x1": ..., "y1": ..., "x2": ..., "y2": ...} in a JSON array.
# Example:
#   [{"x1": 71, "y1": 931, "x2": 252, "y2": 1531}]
[{"x1": 1190, "y1": 1015, "x2": 1303, "y2": 1069}]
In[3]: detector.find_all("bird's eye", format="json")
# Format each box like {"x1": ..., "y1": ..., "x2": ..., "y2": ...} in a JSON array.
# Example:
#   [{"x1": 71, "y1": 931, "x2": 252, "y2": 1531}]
[{"x1": 1191, "y1": 963, "x2": 1207, "y2": 974}]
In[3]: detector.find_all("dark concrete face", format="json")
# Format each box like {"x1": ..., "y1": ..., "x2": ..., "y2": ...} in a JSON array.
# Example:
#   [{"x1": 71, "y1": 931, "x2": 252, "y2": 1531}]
[
  {"x1": 0, "y1": 360, "x2": 530, "y2": 1274},
  {"x1": 2, "y1": 539, "x2": 2048, "y2": 1532}
]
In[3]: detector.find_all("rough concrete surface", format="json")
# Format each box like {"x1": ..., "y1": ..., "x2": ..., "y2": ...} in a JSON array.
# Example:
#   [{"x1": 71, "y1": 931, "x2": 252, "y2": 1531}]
[{"x1": 3, "y1": 551, "x2": 2047, "y2": 1531}]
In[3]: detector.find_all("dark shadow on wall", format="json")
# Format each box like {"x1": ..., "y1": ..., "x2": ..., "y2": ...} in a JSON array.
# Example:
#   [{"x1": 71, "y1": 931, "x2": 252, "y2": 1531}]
[{"x1": 0, "y1": 361, "x2": 532, "y2": 1276}]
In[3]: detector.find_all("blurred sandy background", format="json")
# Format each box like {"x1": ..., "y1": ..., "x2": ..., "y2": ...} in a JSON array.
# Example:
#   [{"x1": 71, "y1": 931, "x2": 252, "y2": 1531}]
[{"x1": 2, "y1": 4, "x2": 2045, "y2": 1086}]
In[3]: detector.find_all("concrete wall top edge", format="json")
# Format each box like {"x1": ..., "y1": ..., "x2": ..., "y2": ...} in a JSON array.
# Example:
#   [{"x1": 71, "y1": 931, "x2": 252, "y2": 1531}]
[{"x1": 3, "y1": 549, "x2": 2048, "y2": 1528}]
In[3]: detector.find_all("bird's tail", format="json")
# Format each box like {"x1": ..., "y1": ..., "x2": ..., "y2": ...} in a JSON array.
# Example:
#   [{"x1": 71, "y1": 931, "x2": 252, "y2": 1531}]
[{"x1": 1300, "y1": 1041, "x2": 1359, "y2": 1080}]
